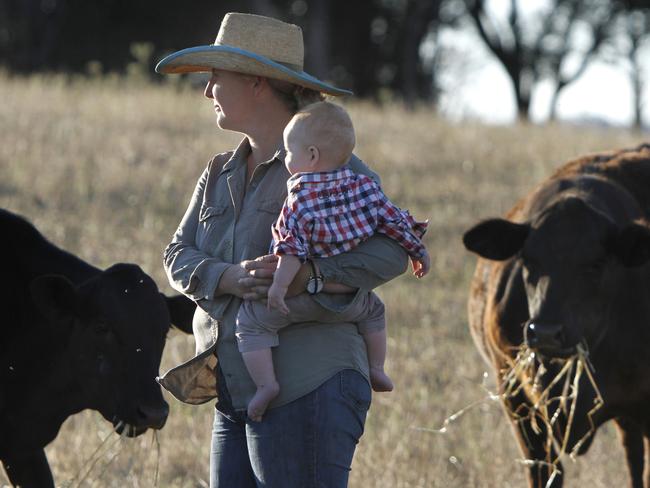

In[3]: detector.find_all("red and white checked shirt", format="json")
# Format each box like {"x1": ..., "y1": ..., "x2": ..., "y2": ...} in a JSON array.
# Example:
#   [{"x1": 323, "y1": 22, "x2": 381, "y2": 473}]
[{"x1": 272, "y1": 167, "x2": 427, "y2": 262}]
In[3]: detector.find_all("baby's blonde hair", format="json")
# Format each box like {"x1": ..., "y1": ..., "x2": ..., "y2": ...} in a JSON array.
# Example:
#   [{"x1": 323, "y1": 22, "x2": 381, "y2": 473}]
[{"x1": 288, "y1": 101, "x2": 356, "y2": 167}]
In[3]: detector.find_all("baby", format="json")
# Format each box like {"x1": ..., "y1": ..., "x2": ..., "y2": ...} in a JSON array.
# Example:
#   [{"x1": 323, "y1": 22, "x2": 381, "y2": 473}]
[{"x1": 236, "y1": 101, "x2": 430, "y2": 421}]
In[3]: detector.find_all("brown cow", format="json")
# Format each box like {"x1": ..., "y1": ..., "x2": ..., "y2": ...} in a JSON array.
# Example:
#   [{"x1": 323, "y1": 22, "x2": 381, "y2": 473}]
[{"x1": 463, "y1": 144, "x2": 650, "y2": 488}]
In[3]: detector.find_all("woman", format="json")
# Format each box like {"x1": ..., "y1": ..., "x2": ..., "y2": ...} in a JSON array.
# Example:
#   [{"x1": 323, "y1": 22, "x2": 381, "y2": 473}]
[{"x1": 157, "y1": 12, "x2": 408, "y2": 487}]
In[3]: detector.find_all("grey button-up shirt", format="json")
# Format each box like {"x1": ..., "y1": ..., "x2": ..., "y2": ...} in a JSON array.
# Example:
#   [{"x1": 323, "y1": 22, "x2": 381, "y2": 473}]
[{"x1": 160, "y1": 139, "x2": 408, "y2": 410}]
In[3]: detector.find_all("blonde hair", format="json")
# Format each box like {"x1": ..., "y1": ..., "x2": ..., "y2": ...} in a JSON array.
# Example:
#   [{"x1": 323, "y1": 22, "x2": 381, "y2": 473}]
[
  {"x1": 287, "y1": 101, "x2": 356, "y2": 167},
  {"x1": 267, "y1": 78, "x2": 326, "y2": 113}
]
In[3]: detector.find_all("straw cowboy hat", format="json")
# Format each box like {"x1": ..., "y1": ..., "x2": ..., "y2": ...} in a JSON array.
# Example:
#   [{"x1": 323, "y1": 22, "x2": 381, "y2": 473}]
[{"x1": 155, "y1": 12, "x2": 352, "y2": 97}]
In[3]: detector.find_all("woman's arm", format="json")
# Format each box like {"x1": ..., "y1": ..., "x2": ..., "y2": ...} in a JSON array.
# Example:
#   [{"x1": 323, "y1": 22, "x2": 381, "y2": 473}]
[
  {"x1": 238, "y1": 234, "x2": 408, "y2": 298},
  {"x1": 163, "y1": 163, "x2": 224, "y2": 301},
  {"x1": 315, "y1": 234, "x2": 409, "y2": 291},
  {"x1": 163, "y1": 156, "x2": 272, "y2": 302}
]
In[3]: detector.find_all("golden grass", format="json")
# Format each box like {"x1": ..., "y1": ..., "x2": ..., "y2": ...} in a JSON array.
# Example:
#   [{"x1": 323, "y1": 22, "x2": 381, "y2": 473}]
[
  {"x1": 0, "y1": 72, "x2": 644, "y2": 487},
  {"x1": 492, "y1": 344, "x2": 605, "y2": 488}
]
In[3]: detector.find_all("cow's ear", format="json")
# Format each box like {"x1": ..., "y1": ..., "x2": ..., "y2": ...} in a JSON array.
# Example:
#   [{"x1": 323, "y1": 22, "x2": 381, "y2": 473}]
[
  {"x1": 463, "y1": 218, "x2": 530, "y2": 261},
  {"x1": 611, "y1": 223, "x2": 650, "y2": 267},
  {"x1": 30, "y1": 274, "x2": 78, "y2": 321},
  {"x1": 161, "y1": 293, "x2": 195, "y2": 334}
]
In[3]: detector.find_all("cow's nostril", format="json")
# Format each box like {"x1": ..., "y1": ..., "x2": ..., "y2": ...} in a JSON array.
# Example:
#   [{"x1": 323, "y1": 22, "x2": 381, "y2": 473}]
[
  {"x1": 525, "y1": 321, "x2": 565, "y2": 351},
  {"x1": 525, "y1": 322, "x2": 538, "y2": 345}
]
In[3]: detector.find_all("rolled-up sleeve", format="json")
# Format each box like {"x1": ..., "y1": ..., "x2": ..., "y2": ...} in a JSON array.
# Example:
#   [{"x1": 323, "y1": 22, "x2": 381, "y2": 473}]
[
  {"x1": 315, "y1": 234, "x2": 408, "y2": 291},
  {"x1": 163, "y1": 161, "x2": 231, "y2": 302},
  {"x1": 272, "y1": 199, "x2": 311, "y2": 262}
]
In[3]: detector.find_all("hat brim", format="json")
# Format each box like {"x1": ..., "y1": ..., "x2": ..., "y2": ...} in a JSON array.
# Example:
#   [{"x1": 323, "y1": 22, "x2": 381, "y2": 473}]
[{"x1": 155, "y1": 45, "x2": 353, "y2": 97}]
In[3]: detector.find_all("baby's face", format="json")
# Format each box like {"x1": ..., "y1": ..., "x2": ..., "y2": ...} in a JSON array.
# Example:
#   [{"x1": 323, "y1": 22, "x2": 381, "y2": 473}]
[{"x1": 283, "y1": 125, "x2": 315, "y2": 175}]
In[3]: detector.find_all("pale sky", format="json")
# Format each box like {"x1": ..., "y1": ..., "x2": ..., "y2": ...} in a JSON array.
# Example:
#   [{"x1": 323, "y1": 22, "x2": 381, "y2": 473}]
[{"x1": 436, "y1": 1, "x2": 649, "y2": 127}]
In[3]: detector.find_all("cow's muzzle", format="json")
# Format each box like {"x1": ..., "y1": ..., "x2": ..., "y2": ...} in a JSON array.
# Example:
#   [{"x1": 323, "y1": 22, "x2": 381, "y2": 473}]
[
  {"x1": 137, "y1": 403, "x2": 169, "y2": 430},
  {"x1": 524, "y1": 321, "x2": 576, "y2": 358},
  {"x1": 113, "y1": 402, "x2": 169, "y2": 437}
]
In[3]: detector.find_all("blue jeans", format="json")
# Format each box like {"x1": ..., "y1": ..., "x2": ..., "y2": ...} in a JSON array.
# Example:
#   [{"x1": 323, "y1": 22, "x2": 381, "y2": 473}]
[{"x1": 210, "y1": 369, "x2": 371, "y2": 488}]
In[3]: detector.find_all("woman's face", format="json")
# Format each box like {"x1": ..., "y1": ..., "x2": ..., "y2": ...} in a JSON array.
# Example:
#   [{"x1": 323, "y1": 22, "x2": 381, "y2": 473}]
[{"x1": 204, "y1": 69, "x2": 255, "y2": 131}]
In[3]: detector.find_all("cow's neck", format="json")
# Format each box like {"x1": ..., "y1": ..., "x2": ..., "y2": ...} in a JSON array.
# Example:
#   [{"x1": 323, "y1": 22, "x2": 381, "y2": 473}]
[{"x1": 30, "y1": 241, "x2": 101, "y2": 284}]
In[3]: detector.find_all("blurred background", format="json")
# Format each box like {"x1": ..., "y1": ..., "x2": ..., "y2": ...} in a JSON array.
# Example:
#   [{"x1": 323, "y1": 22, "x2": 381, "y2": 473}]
[{"x1": 2, "y1": 0, "x2": 650, "y2": 126}]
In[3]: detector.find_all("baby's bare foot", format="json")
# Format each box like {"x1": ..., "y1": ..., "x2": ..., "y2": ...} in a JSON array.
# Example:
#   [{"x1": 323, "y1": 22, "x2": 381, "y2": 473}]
[
  {"x1": 370, "y1": 367, "x2": 394, "y2": 392},
  {"x1": 247, "y1": 381, "x2": 280, "y2": 422}
]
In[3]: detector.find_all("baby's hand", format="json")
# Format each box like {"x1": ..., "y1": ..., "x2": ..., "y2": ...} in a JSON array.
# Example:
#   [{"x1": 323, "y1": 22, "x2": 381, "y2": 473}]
[
  {"x1": 267, "y1": 282, "x2": 290, "y2": 315},
  {"x1": 412, "y1": 251, "x2": 431, "y2": 278}
]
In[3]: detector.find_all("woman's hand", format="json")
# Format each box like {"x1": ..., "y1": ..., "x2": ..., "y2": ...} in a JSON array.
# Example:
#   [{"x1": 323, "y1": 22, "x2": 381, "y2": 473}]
[
  {"x1": 216, "y1": 254, "x2": 356, "y2": 301},
  {"x1": 215, "y1": 255, "x2": 278, "y2": 300}
]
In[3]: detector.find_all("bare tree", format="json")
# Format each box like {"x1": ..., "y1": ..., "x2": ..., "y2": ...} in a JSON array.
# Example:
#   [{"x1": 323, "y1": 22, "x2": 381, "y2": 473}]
[
  {"x1": 286, "y1": 0, "x2": 446, "y2": 103},
  {"x1": 590, "y1": 4, "x2": 650, "y2": 129},
  {"x1": 394, "y1": 0, "x2": 444, "y2": 106},
  {"x1": 303, "y1": 0, "x2": 331, "y2": 80},
  {"x1": 464, "y1": 0, "x2": 621, "y2": 121},
  {"x1": 620, "y1": 9, "x2": 648, "y2": 129}
]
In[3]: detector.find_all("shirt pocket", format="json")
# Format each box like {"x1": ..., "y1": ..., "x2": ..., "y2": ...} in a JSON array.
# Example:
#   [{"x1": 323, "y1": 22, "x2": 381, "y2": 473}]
[
  {"x1": 196, "y1": 202, "x2": 231, "y2": 252},
  {"x1": 257, "y1": 198, "x2": 284, "y2": 216},
  {"x1": 199, "y1": 203, "x2": 229, "y2": 222}
]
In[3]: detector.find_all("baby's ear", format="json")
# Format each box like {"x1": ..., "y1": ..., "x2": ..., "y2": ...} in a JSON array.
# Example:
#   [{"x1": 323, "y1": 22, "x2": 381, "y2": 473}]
[{"x1": 308, "y1": 145, "x2": 320, "y2": 165}]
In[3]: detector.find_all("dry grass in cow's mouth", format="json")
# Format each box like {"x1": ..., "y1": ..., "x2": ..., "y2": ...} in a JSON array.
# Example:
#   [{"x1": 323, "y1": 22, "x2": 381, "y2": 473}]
[
  {"x1": 500, "y1": 343, "x2": 604, "y2": 487},
  {"x1": 417, "y1": 343, "x2": 604, "y2": 488}
]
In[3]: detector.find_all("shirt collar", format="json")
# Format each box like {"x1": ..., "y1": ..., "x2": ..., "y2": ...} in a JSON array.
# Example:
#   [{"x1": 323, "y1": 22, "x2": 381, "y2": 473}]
[
  {"x1": 273, "y1": 145, "x2": 287, "y2": 165},
  {"x1": 222, "y1": 138, "x2": 251, "y2": 173},
  {"x1": 287, "y1": 166, "x2": 354, "y2": 191},
  {"x1": 222, "y1": 138, "x2": 286, "y2": 172}
]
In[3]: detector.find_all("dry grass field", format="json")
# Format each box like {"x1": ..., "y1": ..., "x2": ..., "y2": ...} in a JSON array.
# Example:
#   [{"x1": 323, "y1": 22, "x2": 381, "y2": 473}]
[{"x1": 0, "y1": 71, "x2": 645, "y2": 487}]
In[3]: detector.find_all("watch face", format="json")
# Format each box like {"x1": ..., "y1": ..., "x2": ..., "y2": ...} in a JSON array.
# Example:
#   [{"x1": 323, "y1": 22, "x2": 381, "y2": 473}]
[{"x1": 307, "y1": 276, "x2": 323, "y2": 294}]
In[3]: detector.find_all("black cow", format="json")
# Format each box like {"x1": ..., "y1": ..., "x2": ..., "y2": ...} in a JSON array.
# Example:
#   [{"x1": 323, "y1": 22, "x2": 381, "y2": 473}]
[
  {"x1": 463, "y1": 145, "x2": 650, "y2": 487},
  {"x1": 0, "y1": 209, "x2": 194, "y2": 487}
]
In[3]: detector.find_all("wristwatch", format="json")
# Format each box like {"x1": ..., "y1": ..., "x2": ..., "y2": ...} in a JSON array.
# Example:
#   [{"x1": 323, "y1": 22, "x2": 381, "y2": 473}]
[{"x1": 306, "y1": 259, "x2": 324, "y2": 295}]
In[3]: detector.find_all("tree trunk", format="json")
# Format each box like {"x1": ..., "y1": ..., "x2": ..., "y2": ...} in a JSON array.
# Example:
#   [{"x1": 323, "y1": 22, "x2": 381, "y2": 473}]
[
  {"x1": 548, "y1": 80, "x2": 568, "y2": 122},
  {"x1": 305, "y1": 0, "x2": 330, "y2": 80},
  {"x1": 330, "y1": 0, "x2": 380, "y2": 98},
  {"x1": 516, "y1": 97, "x2": 531, "y2": 121},
  {"x1": 509, "y1": 67, "x2": 531, "y2": 122},
  {"x1": 513, "y1": 76, "x2": 531, "y2": 121},
  {"x1": 397, "y1": 0, "x2": 441, "y2": 107},
  {"x1": 629, "y1": 34, "x2": 644, "y2": 130},
  {"x1": 632, "y1": 68, "x2": 643, "y2": 130}
]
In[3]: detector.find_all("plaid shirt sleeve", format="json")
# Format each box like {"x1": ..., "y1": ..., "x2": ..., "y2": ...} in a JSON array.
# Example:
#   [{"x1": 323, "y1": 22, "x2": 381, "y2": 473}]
[
  {"x1": 373, "y1": 184, "x2": 428, "y2": 259},
  {"x1": 272, "y1": 194, "x2": 312, "y2": 262}
]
